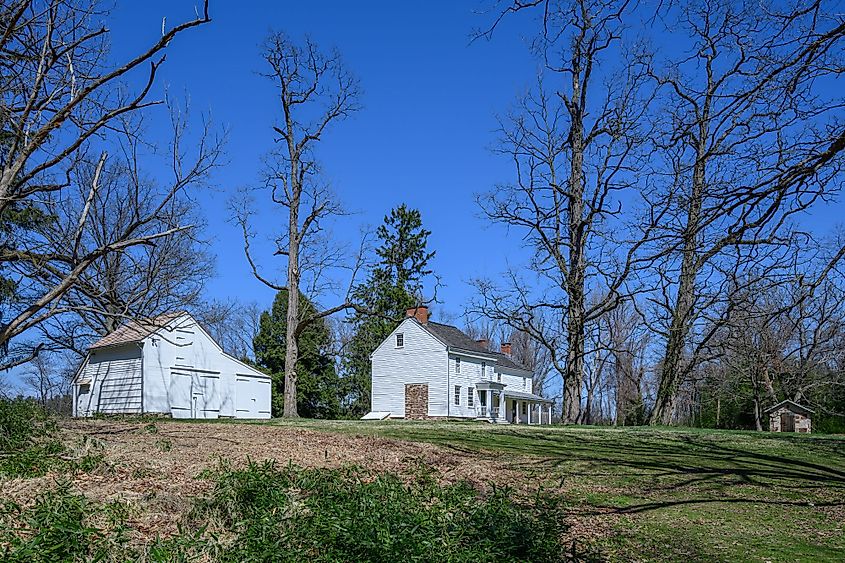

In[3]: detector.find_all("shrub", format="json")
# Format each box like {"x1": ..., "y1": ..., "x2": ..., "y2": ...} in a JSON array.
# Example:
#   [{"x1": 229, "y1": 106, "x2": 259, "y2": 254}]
[
  {"x1": 2, "y1": 460, "x2": 569, "y2": 562},
  {"x1": 0, "y1": 486, "x2": 132, "y2": 563},
  {"x1": 0, "y1": 398, "x2": 64, "y2": 478},
  {"x1": 0, "y1": 398, "x2": 104, "y2": 478},
  {"x1": 190, "y1": 460, "x2": 567, "y2": 562},
  {"x1": 0, "y1": 397, "x2": 56, "y2": 451}
]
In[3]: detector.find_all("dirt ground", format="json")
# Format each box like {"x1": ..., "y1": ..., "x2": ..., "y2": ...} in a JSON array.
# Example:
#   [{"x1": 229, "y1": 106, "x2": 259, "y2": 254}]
[{"x1": 3, "y1": 419, "x2": 576, "y2": 543}]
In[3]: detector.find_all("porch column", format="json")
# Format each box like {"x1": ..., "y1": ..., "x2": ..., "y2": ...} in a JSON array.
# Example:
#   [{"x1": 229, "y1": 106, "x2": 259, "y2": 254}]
[
  {"x1": 528, "y1": 402, "x2": 533, "y2": 425},
  {"x1": 487, "y1": 389, "x2": 492, "y2": 419}
]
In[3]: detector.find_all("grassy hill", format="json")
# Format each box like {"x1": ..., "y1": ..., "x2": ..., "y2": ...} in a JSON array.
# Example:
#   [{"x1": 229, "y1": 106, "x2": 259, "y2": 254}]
[
  {"x1": 263, "y1": 419, "x2": 845, "y2": 561},
  {"x1": 2, "y1": 404, "x2": 843, "y2": 561}
]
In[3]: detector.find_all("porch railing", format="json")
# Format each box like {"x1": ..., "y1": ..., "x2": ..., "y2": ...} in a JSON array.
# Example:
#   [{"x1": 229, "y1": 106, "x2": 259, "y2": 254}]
[{"x1": 476, "y1": 406, "x2": 500, "y2": 418}]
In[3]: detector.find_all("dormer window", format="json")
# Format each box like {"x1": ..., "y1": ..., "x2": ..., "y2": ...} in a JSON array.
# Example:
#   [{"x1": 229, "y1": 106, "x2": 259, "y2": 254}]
[{"x1": 396, "y1": 333, "x2": 404, "y2": 348}]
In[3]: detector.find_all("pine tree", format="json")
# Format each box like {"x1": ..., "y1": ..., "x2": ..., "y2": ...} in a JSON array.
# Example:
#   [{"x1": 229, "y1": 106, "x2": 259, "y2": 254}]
[
  {"x1": 340, "y1": 205, "x2": 435, "y2": 416},
  {"x1": 253, "y1": 290, "x2": 340, "y2": 419}
]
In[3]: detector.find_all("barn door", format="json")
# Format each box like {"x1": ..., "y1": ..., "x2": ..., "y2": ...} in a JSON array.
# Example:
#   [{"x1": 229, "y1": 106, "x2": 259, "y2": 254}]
[
  {"x1": 170, "y1": 372, "x2": 193, "y2": 418},
  {"x1": 170, "y1": 370, "x2": 220, "y2": 419},
  {"x1": 781, "y1": 412, "x2": 795, "y2": 432}
]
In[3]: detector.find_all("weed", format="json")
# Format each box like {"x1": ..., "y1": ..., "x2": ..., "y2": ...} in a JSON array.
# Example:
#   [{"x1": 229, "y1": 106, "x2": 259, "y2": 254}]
[
  {"x1": 0, "y1": 398, "x2": 65, "y2": 478},
  {"x1": 0, "y1": 485, "x2": 133, "y2": 563},
  {"x1": 189, "y1": 460, "x2": 568, "y2": 562}
]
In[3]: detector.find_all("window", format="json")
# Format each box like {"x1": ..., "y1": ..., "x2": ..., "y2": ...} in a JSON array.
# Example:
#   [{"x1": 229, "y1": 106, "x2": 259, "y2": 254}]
[
  {"x1": 522, "y1": 402, "x2": 527, "y2": 415},
  {"x1": 396, "y1": 333, "x2": 404, "y2": 348},
  {"x1": 497, "y1": 372, "x2": 501, "y2": 383},
  {"x1": 454, "y1": 385, "x2": 461, "y2": 406},
  {"x1": 455, "y1": 357, "x2": 461, "y2": 374},
  {"x1": 481, "y1": 362, "x2": 486, "y2": 379},
  {"x1": 468, "y1": 387, "x2": 474, "y2": 407}
]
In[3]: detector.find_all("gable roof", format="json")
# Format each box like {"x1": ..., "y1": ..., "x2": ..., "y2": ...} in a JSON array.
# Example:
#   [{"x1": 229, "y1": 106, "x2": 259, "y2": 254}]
[
  {"x1": 763, "y1": 399, "x2": 815, "y2": 415},
  {"x1": 422, "y1": 321, "x2": 531, "y2": 372},
  {"x1": 89, "y1": 311, "x2": 189, "y2": 350}
]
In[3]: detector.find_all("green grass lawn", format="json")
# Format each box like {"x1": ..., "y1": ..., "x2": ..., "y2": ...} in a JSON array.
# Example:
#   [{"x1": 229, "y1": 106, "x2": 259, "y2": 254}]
[{"x1": 255, "y1": 419, "x2": 845, "y2": 562}]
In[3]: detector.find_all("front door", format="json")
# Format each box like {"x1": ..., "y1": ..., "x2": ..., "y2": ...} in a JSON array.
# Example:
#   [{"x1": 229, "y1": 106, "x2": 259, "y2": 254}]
[{"x1": 781, "y1": 412, "x2": 795, "y2": 432}]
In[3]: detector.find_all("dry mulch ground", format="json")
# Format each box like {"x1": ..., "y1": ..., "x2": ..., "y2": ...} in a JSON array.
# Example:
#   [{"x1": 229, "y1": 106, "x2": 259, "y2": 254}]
[{"x1": 3, "y1": 419, "x2": 580, "y2": 543}]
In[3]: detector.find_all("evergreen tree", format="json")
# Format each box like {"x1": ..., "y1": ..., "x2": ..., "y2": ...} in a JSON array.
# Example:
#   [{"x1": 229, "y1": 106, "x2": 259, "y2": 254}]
[
  {"x1": 253, "y1": 290, "x2": 340, "y2": 419},
  {"x1": 341, "y1": 205, "x2": 435, "y2": 416}
]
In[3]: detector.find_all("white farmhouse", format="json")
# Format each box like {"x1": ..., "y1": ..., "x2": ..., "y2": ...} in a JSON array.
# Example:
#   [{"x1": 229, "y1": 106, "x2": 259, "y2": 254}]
[
  {"x1": 369, "y1": 306, "x2": 553, "y2": 424},
  {"x1": 72, "y1": 312, "x2": 271, "y2": 419}
]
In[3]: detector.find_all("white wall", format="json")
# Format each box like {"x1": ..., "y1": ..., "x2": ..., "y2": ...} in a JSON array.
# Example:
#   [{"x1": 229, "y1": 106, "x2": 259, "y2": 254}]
[
  {"x1": 447, "y1": 353, "x2": 496, "y2": 418},
  {"x1": 77, "y1": 315, "x2": 270, "y2": 419},
  {"x1": 371, "y1": 319, "x2": 447, "y2": 417},
  {"x1": 144, "y1": 318, "x2": 270, "y2": 418},
  {"x1": 370, "y1": 320, "x2": 539, "y2": 419},
  {"x1": 77, "y1": 345, "x2": 142, "y2": 416},
  {"x1": 497, "y1": 366, "x2": 533, "y2": 394}
]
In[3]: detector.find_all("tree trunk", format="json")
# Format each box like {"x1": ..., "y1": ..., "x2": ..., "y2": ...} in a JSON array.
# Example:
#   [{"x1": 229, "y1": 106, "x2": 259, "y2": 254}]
[
  {"x1": 649, "y1": 123, "x2": 708, "y2": 426},
  {"x1": 716, "y1": 396, "x2": 721, "y2": 428},
  {"x1": 563, "y1": 56, "x2": 586, "y2": 425},
  {"x1": 283, "y1": 159, "x2": 301, "y2": 418}
]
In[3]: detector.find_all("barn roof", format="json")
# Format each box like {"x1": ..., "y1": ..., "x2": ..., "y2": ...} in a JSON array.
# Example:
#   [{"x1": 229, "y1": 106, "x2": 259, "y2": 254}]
[
  {"x1": 763, "y1": 399, "x2": 815, "y2": 415},
  {"x1": 89, "y1": 311, "x2": 187, "y2": 350},
  {"x1": 423, "y1": 321, "x2": 531, "y2": 372}
]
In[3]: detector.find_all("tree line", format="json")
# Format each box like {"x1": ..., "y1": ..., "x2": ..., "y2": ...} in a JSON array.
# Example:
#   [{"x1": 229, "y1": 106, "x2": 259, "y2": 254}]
[
  {"x1": 2, "y1": 0, "x2": 845, "y2": 430},
  {"x1": 469, "y1": 0, "x2": 845, "y2": 428}
]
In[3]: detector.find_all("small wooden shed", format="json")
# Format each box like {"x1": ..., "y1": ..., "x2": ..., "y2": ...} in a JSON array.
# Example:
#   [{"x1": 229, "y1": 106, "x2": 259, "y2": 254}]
[{"x1": 765, "y1": 400, "x2": 813, "y2": 433}]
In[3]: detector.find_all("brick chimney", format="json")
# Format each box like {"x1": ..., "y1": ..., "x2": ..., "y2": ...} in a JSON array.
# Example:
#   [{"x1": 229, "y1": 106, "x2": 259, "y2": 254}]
[
  {"x1": 406, "y1": 305, "x2": 429, "y2": 325},
  {"x1": 476, "y1": 339, "x2": 489, "y2": 350},
  {"x1": 500, "y1": 342, "x2": 512, "y2": 356}
]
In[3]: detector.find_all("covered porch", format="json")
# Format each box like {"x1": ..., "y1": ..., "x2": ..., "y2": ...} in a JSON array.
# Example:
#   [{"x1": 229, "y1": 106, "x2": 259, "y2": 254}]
[{"x1": 474, "y1": 382, "x2": 552, "y2": 425}]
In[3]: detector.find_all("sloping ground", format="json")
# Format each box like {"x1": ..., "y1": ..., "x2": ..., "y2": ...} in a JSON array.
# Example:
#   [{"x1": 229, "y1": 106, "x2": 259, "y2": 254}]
[
  {"x1": 278, "y1": 420, "x2": 845, "y2": 561},
  {"x1": 3, "y1": 419, "x2": 843, "y2": 561},
  {"x1": 1, "y1": 419, "x2": 554, "y2": 546}
]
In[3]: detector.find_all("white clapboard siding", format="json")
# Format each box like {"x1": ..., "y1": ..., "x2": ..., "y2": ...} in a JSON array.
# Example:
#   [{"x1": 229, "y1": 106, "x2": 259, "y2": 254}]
[
  {"x1": 86, "y1": 348, "x2": 143, "y2": 414},
  {"x1": 446, "y1": 354, "x2": 495, "y2": 418},
  {"x1": 76, "y1": 313, "x2": 272, "y2": 419},
  {"x1": 498, "y1": 368, "x2": 532, "y2": 393},
  {"x1": 371, "y1": 318, "x2": 447, "y2": 417}
]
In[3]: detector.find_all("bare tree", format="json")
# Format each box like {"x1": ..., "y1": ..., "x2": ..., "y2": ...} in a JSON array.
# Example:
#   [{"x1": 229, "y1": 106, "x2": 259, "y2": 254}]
[
  {"x1": 235, "y1": 33, "x2": 364, "y2": 417},
  {"x1": 599, "y1": 301, "x2": 647, "y2": 425},
  {"x1": 474, "y1": 0, "x2": 655, "y2": 423},
  {"x1": 195, "y1": 299, "x2": 263, "y2": 360},
  {"x1": 21, "y1": 352, "x2": 67, "y2": 409},
  {"x1": 502, "y1": 323, "x2": 553, "y2": 397},
  {"x1": 644, "y1": 0, "x2": 845, "y2": 424},
  {"x1": 35, "y1": 106, "x2": 220, "y2": 355},
  {"x1": 0, "y1": 0, "x2": 212, "y2": 368}
]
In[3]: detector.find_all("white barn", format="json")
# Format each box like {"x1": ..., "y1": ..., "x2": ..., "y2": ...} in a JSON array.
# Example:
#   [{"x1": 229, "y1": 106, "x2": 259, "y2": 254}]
[
  {"x1": 72, "y1": 312, "x2": 271, "y2": 419},
  {"x1": 369, "y1": 306, "x2": 553, "y2": 424}
]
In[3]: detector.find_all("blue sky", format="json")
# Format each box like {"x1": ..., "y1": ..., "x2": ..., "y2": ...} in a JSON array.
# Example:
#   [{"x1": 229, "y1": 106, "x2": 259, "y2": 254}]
[
  {"x1": 102, "y1": 0, "x2": 845, "y2": 329},
  {"x1": 106, "y1": 1, "x2": 544, "y2": 321}
]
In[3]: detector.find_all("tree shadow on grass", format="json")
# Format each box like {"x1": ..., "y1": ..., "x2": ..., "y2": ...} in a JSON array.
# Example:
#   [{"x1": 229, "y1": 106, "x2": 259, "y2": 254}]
[{"x1": 414, "y1": 426, "x2": 845, "y2": 515}]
